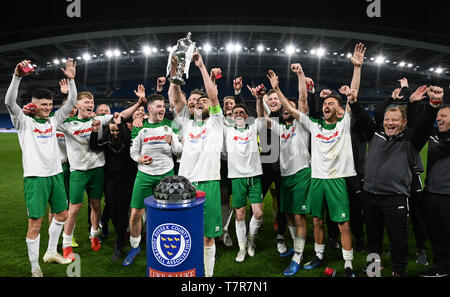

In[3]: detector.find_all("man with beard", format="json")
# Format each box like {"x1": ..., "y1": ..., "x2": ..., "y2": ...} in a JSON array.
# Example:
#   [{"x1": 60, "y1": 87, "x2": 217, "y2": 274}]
[
  {"x1": 255, "y1": 63, "x2": 311, "y2": 276},
  {"x1": 168, "y1": 51, "x2": 224, "y2": 277}
]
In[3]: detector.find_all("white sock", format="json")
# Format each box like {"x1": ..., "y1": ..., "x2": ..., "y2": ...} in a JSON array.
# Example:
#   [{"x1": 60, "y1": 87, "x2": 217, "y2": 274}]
[
  {"x1": 62, "y1": 233, "x2": 73, "y2": 249},
  {"x1": 249, "y1": 216, "x2": 262, "y2": 237},
  {"x1": 235, "y1": 220, "x2": 247, "y2": 250},
  {"x1": 26, "y1": 235, "x2": 40, "y2": 271},
  {"x1": 288, "y1": 225, "x2": 296, "y2": 240},
  {"x1": 315, "y1": 243, "x2": 325, "y2": 260},
  {"x1": 47, "y1": 219, "x2": 65, "y2": 253},
  {"x1": 292, "y1": 236, "x2": 306, "y2": 264},
  {"x1": 130, "y1": 236, "x2": 141, "y2": 249},
  {"x1": 342, "y1": 248, "x2": 354, "y2": 269},
  {"x1": 90, "y1": 227, "x2": 100, "y2": 239},
  {"x1": 204, "y1": 243, "x2": 216, "y2": 277}
]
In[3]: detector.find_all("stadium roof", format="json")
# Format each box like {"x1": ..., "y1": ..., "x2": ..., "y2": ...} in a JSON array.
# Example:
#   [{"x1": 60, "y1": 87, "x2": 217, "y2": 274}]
[{"x1": 0, "y1": 0, "x2": 449, "y2": 102}]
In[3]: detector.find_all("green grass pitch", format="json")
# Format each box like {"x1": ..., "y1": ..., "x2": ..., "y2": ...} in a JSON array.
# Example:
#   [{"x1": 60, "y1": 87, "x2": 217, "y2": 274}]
[{"x1": 0, "y1": 133, "x2": 431, "y2": 277}]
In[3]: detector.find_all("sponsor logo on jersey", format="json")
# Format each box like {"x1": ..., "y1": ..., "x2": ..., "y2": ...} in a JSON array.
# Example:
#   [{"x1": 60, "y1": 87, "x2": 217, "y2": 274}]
[
  {"x1": 33, "y1": 127, "x2": 54, "y2": 138},
  {"x1": 233, "y1": 131, "x2": 253, "y2": 144},
  {"x1": 144, "y1": 135, "x2": 167, "y2": 145},
  {"x1": 281, "y1": 126, "x2": 296, "y2": 141},
  {"x1": 315, "y1": 131, "x2": 339, "y2": 143},
  {"x1": 152, "y1": 223, "x2": 191, "y2": 267},
  {"x1": 188, "y1": 128, "x2": 207, "y2": 143},
  {"x1": 73, "y1": 127, "x2": 92, "y2": 137}
]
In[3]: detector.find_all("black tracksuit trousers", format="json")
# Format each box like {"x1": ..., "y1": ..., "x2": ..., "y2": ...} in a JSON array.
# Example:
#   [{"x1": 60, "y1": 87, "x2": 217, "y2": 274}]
[
  {"x1": 363, "y1": 191, "x2": 409, "y2": 275},
  {"x1": 419, "y1": 191, "x2": 450, "y2": 273}
]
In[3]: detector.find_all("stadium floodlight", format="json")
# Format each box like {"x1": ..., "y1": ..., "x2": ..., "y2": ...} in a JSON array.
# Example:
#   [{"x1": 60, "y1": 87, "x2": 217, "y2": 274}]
[
  {"x1": 435, "y1": 67, "x2": 444, "y2": 74},
  {"x1": 310, "y1": 49, "x2": 316, "y2": 55},
  {"x1": 129, "y1": 50, "x2": 135, "y2": 54},
  {"x1": 53, "y1": 59, "x2": 60, "y2": 65},
  {"x1": 226, "y1": 43, "x2": 234, "y2": 53},
  {"x1": 142, "y1": 46, "x2": 151, "y2": 55},
  {"x1": 399, "y1": 61, "x2": 406, "y2": 67},
  {"x1": 61, "y1": 58, "x2": 67, "y2": 63},
  {"x1": 257, "y1": 44, "x2": 264, "y2": 53},
  {"x1": 166, "y1": 46, "x2": 173, "y2": 52},
  {"x1": 203, "y1": 43, "x2": 212, "y2": 53},
  {"x1": 105, "y1": 50, "x2": 113, "y2": 58},
  {"x1": 375, "y1": 56, "x2": 385, "y2": 65},
  {"x1": 346, "y1": 53, "x2": 352, "y2": 58},
  {"x1": 407, "y1": 63, "x2": 413, "y2": 68},
  {"x1": 82, "y1": 53, "x2": 91, "y2": 61},
  {"x1": 285, "y1": 45, "x2": 295, "y2": 56},
  {"x1": 152, "y1": 47, "x2": 158, "y2": 53},
  {"x1": 316, "y1": 48, "x2": 325, "y2": 57},
  {"x1": 234, "y1": 43, "x2": 242, "y2": 52}
]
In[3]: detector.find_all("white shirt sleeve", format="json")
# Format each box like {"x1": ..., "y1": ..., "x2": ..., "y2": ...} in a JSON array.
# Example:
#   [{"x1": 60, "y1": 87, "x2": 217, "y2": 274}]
[
  {"x1": 4, "y1": 75, "x2": 26, "y2": 130},
  {"x1": 299, "y1": 112, "x2": 313, "y2": 133},
  {"x1": 130, "y1": 131, "x2": 142, "y2": 163}
]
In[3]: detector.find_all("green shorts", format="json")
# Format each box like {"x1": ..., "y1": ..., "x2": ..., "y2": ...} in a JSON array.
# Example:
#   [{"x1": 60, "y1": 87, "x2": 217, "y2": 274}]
[
  {"x1": 193, "y1": 180, "x2": 223, "y2": 239},
  {"x1": 69, "y1": 167, "x2": 104, "y2": 204},
  {"x1": 24, "y1": 173, "x2": 68, "y2": 219},
  {"x1": 281, "y1": 167, "x2": 311, "y2": 215},
  {"x1": 131, "y1": 169, "x2": 174, "y2": 209},
  {"x1": 307, "y1": 178, "x2": 350, "y2": 222},
  {"x1": 231, "y1": 176, "x2": 263, "y2": 209}
]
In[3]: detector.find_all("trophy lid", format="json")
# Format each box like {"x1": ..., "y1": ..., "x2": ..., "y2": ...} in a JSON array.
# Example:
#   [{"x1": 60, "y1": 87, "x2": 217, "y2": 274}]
[{"x1": 153, "y1": 175, "x2": 197, "y2": 204}]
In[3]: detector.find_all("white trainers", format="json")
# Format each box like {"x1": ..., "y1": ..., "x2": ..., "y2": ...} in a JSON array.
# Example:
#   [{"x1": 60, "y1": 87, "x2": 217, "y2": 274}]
[
  {"x1": 235, "y1": 249, "x2": 246, "y2": 263},
  {"x1": 247, "y1": 236, "x2": 256, "y2": 257},
  {"x1": 31, "y1": 267, "x2": 43, "y2": 277},
  {"x1": 43, "y1": 251, "x2": 72, "y2": 264},
  {"x1": 222, "y1": 231, "x2": 233, "y2": 247},
  {"x1": 277, "y1": 241, "x2": 287, "y2": 254}
]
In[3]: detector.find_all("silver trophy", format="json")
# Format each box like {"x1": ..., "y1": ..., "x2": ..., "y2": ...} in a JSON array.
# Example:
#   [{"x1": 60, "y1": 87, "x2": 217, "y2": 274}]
[{"x1": 166, "y1": 32, "x2": 197, "y2": 86}]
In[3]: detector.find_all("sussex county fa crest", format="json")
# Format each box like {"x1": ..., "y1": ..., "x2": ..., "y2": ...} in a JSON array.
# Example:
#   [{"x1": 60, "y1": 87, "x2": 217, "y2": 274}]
[{"x1": 152, "y1": 223, "x2": 191, "y2": 267}]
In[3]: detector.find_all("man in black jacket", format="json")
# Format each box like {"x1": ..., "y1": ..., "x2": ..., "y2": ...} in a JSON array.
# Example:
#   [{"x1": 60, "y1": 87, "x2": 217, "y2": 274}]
[
  {"x1": 350, "y1": 85, "x2": 442, "y2": 276},
  {"x1": 419, "y1": 104, "x2": 450, "y2": 277},
  {"x1": 373, "y1": 79, "x2": 429, "y2": 265}
]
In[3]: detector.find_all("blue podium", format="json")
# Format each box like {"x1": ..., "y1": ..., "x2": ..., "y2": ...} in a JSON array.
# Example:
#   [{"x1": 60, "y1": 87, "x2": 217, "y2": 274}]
[{"x1": 144, "y1": 191, "x2": 205, "y2": 277}]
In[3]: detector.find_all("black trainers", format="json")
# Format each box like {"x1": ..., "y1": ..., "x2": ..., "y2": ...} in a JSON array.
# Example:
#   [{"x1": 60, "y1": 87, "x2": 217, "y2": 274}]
[
  {"x1": 111, "y1": 248, "x2": 124, "y2": 262},
  {"x1": 362, "y1": 259, "x2": 384, "y2": 274},
  {"x1": 327, "y1": 238, "x2": 340, "y2": 250},
  {"x1": 416, "y1": 249, "x2": 429, "y2": 266},
  {"x1": 354, "y1": 240, "x2": 365, "y2": 253},
  {"x1": 420, "y1": 267, "x2": 448, "y2": 277},
  {"x1": 303, "y1": 256, "x2": 325, "y2": 270},
  {"x1": 345, "y1": 267, "x2": 357, "y2": 277}
]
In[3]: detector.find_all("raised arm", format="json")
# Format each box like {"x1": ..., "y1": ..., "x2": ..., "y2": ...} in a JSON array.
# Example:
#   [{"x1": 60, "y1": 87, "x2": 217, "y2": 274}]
[
  {"x1": 192, "y1": 51, "x2": 219, "y2": 107},
  {"x1": 248, "y1": 84, "x2": 272, "y2": 128},
  {"x1": 168, "y1": 54, "x2": 187, "y2": 115},
  {"x1": 291, "y1": 63, "x2": 308, "y2": 114},
  {"x1": 349, "y1": 43, "x2": 366, "y2": 97},
  {"x1": 119, "y1": 84, "x2": 147, "y2": 120},
  {"x1": 5, "y1": 60, "x2": 33, "y2": 128},
  {"x1": 55, "y1": 58, "x2": 78, "y2": 126},
  {"x1": 410, "y1": 86, "x2": 443, "y2": 151},
  {"x1": 267, "y1": 69, "x2": 300, "y2": 122}
]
